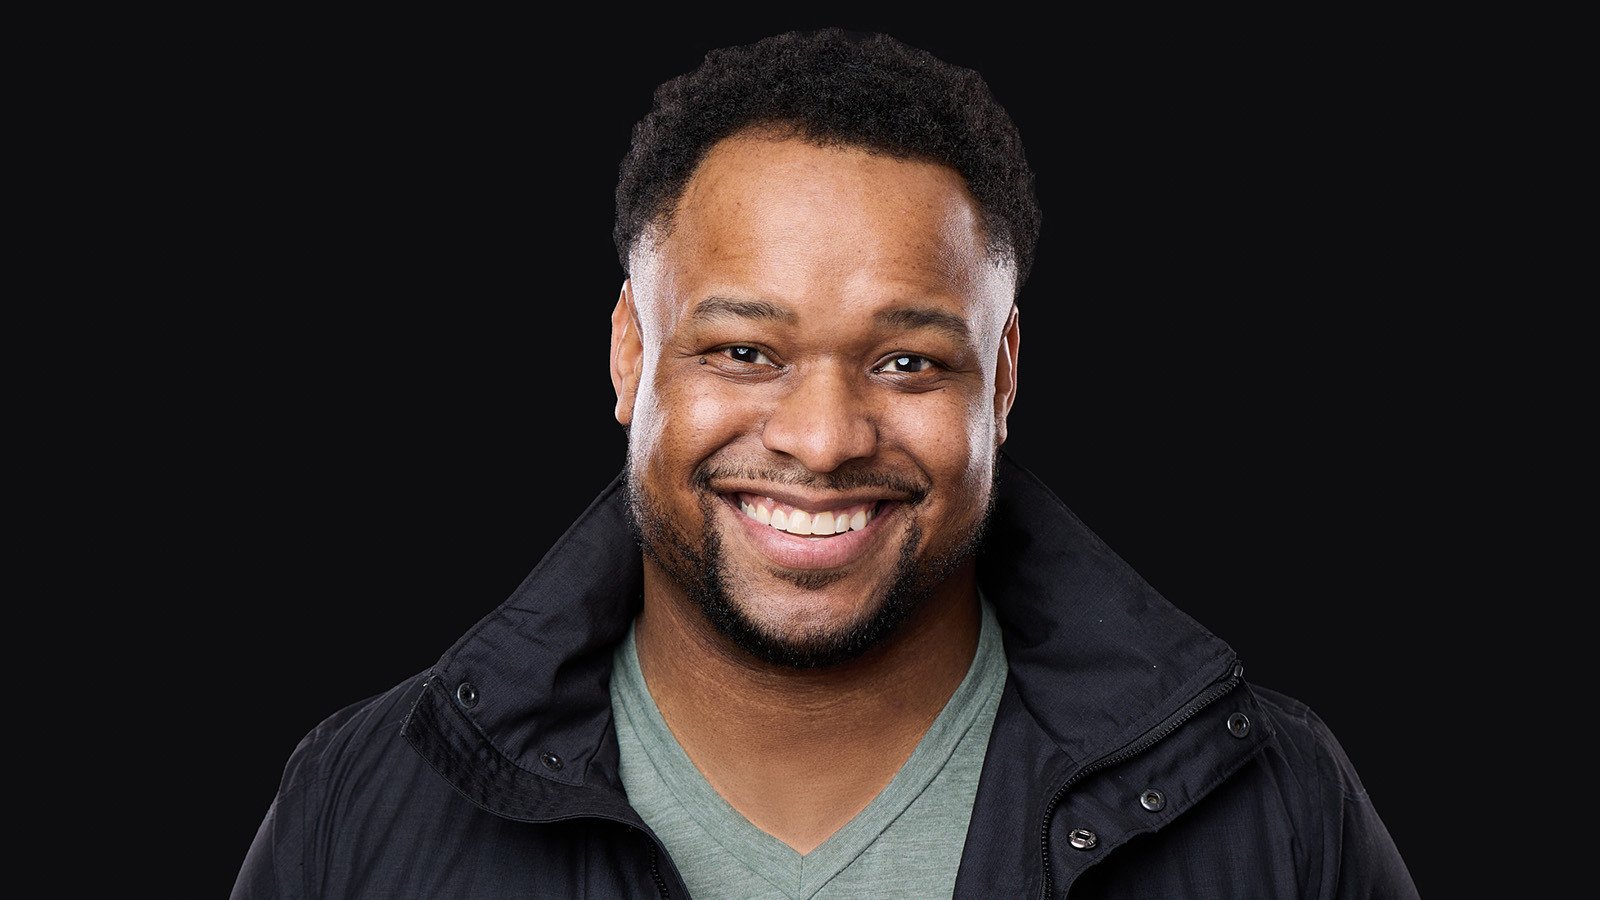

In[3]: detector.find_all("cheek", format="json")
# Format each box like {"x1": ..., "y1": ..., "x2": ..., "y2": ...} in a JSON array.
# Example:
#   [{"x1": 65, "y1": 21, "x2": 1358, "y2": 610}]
[
  {"x1": 886, "y1": 392, "x2": 995, "y2": 498},
  {"x1": 954, "y1": 401, "x2": 997, "y2": 516},
  {"x1": 631, "y1": 365, "x2": 754, "y2": 485}
]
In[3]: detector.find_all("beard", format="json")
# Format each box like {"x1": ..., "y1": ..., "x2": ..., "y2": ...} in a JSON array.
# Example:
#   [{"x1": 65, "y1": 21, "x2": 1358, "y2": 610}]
[{"x1": 624, "y1": 455, "x2": 996, "y2": 670}]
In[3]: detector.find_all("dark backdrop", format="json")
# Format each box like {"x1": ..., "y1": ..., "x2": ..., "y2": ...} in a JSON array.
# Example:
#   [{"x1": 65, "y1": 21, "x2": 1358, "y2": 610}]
[{"x1": 202, "y1": 16, "x2": 1451, "y2": 895}]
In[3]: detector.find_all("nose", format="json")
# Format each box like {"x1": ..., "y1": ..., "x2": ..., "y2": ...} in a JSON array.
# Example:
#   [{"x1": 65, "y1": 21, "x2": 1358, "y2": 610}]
[{"x1": 761, "y1": 363, "x2": 878, "y2": 473}]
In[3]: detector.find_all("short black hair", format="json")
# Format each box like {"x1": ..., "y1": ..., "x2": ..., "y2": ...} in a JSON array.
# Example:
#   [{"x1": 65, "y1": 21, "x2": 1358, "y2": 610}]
[{"x1": 614, "y1": 28, "x2": 1042, "y2": 295}]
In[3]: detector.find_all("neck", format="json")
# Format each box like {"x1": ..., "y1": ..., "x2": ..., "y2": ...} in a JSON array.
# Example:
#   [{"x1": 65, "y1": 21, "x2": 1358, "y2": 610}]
[{"x1": 632, "y1": 557, "x2": 982, "y2": 853}]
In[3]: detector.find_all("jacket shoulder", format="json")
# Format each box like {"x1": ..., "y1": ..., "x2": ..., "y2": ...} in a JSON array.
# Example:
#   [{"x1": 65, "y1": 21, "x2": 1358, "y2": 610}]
[
  {"x1": 1250, "y1": 684, "x2": 1369, "y2": 801},
  {"x1": 1247, "y1": 683, "x2": 1420, "y2": 899},
  {"x1": 296, "y1": 670, "x2": 431, "y2": 775},
  {"x1": 232, "y1": 670, "x2": 431, "y2": 899}
]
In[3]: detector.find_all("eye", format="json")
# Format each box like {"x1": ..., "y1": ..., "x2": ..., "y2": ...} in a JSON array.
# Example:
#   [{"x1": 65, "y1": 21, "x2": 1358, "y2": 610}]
[
  {"x1": 877, "y1": 354, "x2": 935, "y2": 374},
  {"x1": 721, "y1": 345, "x2": 776, "y2": 366}
]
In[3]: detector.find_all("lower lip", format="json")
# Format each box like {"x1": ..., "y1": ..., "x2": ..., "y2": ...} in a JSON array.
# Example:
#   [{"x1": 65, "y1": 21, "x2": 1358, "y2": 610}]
[{"x1": 720, "y1": 494, "x2": 898, "y2": 570}]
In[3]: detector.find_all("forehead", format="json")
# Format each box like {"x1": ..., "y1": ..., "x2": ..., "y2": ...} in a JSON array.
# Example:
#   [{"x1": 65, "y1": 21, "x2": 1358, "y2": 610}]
[{"x1": 633, "y1": 134, "x2": 1011, "y2": 324}]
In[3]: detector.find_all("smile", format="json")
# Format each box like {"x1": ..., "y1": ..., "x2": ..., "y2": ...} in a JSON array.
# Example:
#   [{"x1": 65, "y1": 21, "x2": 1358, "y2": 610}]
[
  {"x1": 716, "y1": 490, "x2": 901, "y2": 571},
  {"x1": 734, "y1": 492, "x2": 878, "y2": 537}
]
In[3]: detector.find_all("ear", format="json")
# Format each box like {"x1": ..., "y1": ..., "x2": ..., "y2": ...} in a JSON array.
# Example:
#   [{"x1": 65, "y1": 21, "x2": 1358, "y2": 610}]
[
  {"x1": 610, "y1": 279, "x2": 644, "y2": 426},
  {"x1": 993, "y1": 304, "x2": 1020, "y2": 447}
]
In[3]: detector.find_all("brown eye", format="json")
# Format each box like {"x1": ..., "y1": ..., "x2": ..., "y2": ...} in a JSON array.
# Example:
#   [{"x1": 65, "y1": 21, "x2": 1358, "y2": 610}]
[
  {"x1": 879, "y1": 354, "x2": 934, "y2": 373},
  {"x1": 722, "y1": 346, "x2": 775, "y2": 366}
]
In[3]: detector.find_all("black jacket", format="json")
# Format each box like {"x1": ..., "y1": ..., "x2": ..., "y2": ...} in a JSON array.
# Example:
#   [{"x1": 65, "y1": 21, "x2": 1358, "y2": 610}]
[{"x1": 234, "y1": 454, "x2": 1417, "y2": 898}]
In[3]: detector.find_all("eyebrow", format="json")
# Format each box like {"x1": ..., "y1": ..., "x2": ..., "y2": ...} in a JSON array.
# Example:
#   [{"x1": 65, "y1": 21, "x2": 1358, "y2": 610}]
[
  {"x1": 688, "y1": 296, "x2": 971, "y2": 343},
  {"x1": 689, "y1": 296, "x2": 798, "y2": 325},
  {"x1": 875, "y1": 306, "x2": 971, "y2": 343}
]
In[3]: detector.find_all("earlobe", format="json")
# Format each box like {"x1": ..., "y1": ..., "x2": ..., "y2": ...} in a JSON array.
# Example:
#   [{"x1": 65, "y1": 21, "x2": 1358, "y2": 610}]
[
  {"x1": 610, "y1": 279, "x2": 644, "y2": 427},
  {"x1": 994, "y1": 304, "x2": 1020, "y2": 447}
]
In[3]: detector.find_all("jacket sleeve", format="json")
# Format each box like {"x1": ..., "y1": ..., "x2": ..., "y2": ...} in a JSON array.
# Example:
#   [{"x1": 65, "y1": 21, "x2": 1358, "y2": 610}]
[
  {"x1": 232, "y1": 725, "x2": 325, "y2": 900},
  {"x1": 1330, "y1": 788, "x2": 1418, "y2": 899},
  {"x1": 1296, "y1": 699, "x2": 1420, "y2": 899}
]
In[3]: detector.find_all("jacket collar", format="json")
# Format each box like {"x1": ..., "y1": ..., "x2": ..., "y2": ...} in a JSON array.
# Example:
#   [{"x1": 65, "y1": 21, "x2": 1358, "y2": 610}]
[
  {"x1": 976, "y1": 456, "x2": 1240, "y2": 760},
  {"x1": 402, "y1": 451, "x2": 1243, "y2": 831}
]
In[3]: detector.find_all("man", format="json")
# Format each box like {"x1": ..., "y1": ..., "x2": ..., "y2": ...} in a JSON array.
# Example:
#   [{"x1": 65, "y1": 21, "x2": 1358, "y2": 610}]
[{"x1": 234, "y1": 28, "x2": 1416, "y2": 898}]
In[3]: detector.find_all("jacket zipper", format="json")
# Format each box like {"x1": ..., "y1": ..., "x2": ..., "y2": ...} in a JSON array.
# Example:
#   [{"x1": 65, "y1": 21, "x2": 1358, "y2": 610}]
[
  {"x1": 1038, "y1": 658, "x2": 1243, "y2": 899},
  {"x1": 647, "y1": 839, "x2": 670, "y2": 898}
]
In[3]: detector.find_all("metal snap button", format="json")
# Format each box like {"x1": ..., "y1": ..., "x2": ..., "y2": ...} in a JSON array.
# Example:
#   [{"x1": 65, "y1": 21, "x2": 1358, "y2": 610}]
[
  {"x1": 456, "y1": 682, "x2": 479, "y2": 708},
  {"x1": 1067, "y1": 828, "x2": 1097, "y2": 850},
  {"x1": 1227, "y1": 712, "x2": 1250, "y2": 737},
  {"x1": 1139, "y1": 789, "x2": 1166, "y2": 812},
  {"x1": 540, "y1": 751, "x2": 564, "y2": 771}
]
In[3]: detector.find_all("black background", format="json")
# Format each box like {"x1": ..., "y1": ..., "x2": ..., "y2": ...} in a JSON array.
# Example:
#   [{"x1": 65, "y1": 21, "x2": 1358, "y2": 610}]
[{"x1": 196, "y1": 14, "x2": 1465, "y2": 895}]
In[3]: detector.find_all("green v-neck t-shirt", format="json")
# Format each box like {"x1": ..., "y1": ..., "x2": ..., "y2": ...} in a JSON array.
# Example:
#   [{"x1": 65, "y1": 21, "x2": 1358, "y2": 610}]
[{"x1": 608, "y1": 595, "x2": 1008, "y2": 899}]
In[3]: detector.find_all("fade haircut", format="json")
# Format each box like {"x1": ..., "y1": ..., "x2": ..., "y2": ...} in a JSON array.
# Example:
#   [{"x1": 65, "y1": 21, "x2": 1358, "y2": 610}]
[{"x1": 613, "y1": 28, "x2": 1042, "y2": 295}]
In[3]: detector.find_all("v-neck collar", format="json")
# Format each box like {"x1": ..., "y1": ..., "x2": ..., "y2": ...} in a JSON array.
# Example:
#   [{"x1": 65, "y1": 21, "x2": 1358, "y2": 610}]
[{"x1": 609, "y1": 594, "x2": 1008, "y2": 898}]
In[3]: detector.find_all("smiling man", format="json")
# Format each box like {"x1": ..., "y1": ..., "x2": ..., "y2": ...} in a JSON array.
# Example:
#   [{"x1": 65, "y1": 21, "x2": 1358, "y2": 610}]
[{"x1": 235, "y1": 28, "x2": 1416, "y2": 899}]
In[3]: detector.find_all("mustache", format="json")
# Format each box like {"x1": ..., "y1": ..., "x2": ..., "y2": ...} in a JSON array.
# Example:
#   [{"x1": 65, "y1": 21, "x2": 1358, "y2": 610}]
[{"x1": 694, "y1": 461, "x2": 930, "y2": 505}]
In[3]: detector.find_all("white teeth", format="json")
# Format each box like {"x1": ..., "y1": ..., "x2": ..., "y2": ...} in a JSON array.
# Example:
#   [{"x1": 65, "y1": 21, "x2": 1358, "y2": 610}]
[{"x1": 737, "y1": 496, "x2": 877, "y2": 536}]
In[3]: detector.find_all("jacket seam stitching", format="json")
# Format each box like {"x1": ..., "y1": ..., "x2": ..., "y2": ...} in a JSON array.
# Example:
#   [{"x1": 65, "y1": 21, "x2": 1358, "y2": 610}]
[{"x1": 1293, "y1": 702, "x2": 1370, "y2": 803}]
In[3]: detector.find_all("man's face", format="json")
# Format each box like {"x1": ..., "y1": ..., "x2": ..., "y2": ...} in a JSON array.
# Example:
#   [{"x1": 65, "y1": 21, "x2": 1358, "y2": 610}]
[{"x1": 611, "y1": 132, "x2": 1020, "y2": 668}]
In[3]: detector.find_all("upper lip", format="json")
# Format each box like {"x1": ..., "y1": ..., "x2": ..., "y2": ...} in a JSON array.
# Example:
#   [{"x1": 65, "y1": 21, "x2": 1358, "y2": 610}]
[{"x1": 713, "y1": 484, "x2": 909, "y2": 511}]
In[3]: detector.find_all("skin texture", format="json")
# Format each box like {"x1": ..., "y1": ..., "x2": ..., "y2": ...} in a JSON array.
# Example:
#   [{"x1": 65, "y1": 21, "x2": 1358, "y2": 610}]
[{"x1": 609, "y1": 130, "x2": 1020, "y2": 853}]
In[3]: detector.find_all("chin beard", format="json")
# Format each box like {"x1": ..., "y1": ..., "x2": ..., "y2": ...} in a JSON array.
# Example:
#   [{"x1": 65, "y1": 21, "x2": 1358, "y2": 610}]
[{"x1": 624, "y1": 463, "x2": 995, "y2": 670}]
